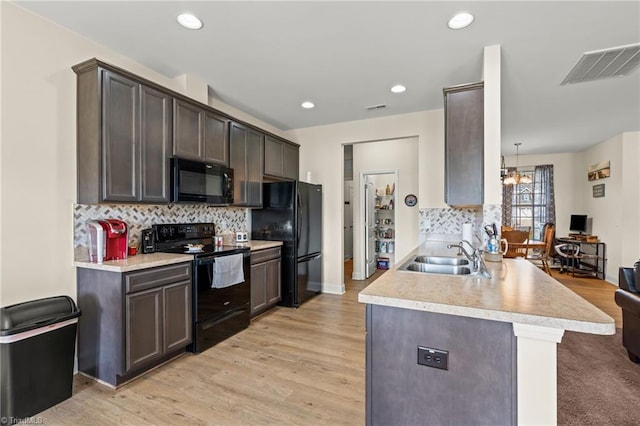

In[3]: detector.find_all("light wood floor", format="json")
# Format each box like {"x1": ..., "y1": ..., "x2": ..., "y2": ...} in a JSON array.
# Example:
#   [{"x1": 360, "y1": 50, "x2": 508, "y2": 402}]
[
  {"x1": 37, "y1": 259, "x2": 619, "y2": 424},
  {"x1": 549, "y1": 267, "x2": 622, "y2": 327}
]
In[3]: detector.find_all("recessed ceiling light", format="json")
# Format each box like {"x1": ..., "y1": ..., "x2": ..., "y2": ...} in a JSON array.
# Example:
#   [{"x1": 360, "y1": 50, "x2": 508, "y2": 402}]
[
  {"x1": 391, "y1": 84, "x2": 406, "y2": 93},
  {"x1": 301, "y1": 101, "x2": 315, "y2": 109},
  {"x1": 177, "y1": 13, "x2": 203, "y2": 30},
  {"x1": 448, "y1": 12, "x2": 474, "y2": 30}
]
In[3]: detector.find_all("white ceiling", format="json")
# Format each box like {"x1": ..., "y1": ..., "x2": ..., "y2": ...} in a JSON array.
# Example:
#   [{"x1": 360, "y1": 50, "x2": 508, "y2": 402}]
[{"x1": 15, "y1": 1, "x2": 640, "y2": 156}]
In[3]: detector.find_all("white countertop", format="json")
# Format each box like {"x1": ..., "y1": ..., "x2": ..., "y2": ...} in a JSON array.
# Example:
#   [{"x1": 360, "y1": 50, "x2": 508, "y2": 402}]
[
  {"x1": 358, "y1": 241, "x2": 615, "y2": 335},
  {"x1": 74, "y1": 252, "x2": 193, "y2": 273},
  {"x1": 74, "y1": 240, "x2": 283, "y2": 272}
]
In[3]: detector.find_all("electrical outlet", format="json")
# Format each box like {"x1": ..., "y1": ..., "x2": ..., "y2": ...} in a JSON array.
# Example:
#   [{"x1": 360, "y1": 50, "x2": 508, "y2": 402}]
[{"x1": 417, "y1": 346, "x2": 449, "y2": 370}]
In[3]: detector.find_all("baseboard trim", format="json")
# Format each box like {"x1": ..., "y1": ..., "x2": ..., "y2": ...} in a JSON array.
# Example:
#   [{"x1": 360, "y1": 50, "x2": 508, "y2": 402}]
[
  {"x1": 322, "y1": 281, "x2": 345, "y2": 295},
  {"x1": 351, "y1": 271, "x2": 365, "y2": 280}
]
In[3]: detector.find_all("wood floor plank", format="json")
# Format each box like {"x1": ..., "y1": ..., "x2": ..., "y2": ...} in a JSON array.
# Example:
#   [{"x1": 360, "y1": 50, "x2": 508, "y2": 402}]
[{"x1": 550, "y1": 269, "x2": 622, "y2": 327}]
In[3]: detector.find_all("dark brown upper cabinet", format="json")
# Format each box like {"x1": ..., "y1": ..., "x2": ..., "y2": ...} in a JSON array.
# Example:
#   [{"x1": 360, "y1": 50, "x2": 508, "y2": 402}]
[
  {"x1": 230, "y1": 122, "x2": 263, "y2": 207},
  {"x1": 74, "y1": 58, "x2": 299, "y2": 206},
  {"x1": 443, "y1": 82, "x2": 484, "y2": 207},
  {"x1": 173, "y1": 99, "x2": 229, "y2": 166},
  {"x1": 264, "y1": 136, "x2": 299, "y2": 180},
  {"x1": 140, "y1": 85, "x2": 172, "y2": 203},
  {"x1": 74, "y1": 60, "x2": 171, "y2": 204}
]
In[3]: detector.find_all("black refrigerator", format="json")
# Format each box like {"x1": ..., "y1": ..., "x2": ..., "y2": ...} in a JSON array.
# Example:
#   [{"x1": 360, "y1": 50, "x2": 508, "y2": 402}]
[{"x1": 251, "y1": 181, "x2": 322, "y2": 307}]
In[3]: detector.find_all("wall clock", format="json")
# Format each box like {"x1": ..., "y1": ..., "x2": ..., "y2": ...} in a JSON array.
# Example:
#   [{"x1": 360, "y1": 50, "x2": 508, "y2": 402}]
[{"x1": 404, "y1": 194, "x2": 417, "y2": 207}]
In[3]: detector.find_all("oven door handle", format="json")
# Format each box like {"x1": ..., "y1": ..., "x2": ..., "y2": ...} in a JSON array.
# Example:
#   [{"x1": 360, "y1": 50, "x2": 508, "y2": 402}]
[{"x1": 197, "y1": 257, "x2": 216, "y2": 266}]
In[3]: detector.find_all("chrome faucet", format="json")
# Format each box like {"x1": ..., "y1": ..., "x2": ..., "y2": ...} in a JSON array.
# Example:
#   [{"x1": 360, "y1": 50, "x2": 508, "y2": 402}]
[{"x1": 447, "y1": 240, "x2": 491, "y2": 278}]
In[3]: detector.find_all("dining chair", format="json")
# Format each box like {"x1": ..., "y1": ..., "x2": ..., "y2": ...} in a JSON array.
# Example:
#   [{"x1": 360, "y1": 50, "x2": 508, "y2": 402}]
[
  {"x1": 526, "y1": 224, "x2": 555, "y2": 274},
  {"x1": 502, "y1": 230, "x2": 530, "y2": 258}
]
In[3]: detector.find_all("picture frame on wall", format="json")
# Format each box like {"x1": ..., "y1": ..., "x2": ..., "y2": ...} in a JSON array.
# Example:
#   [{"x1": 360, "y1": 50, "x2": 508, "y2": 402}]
[
  {"x1": 587, "y1": 160, "x2": 610, "y2": 181},
  {"x1": 593, "y1": 183, "x2": 605, "y2": 198}
]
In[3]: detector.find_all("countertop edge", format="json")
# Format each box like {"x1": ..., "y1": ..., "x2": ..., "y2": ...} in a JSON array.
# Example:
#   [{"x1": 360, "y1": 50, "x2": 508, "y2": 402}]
[
  {"x1": 73, "y1": 240, "x2": 284, "y2": 272},
  {"x1": 74, "y1": 255, "x2": 193, "y2": 272},
  {"x1": 358, "y1": 293, "x2": 616, "y2": 335},
  {"x1": 241, "y1": 240, "x2": 284, "y2": 251}
]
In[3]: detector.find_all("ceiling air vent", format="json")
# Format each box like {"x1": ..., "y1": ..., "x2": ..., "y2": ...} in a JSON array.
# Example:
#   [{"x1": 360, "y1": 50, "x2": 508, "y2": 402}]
[
  {"x1": 365, "y1": 104, "x2": 387, "y2": 111},
  {"x1": 561, "y1": 43, "x2": 640, "y2": 85}
]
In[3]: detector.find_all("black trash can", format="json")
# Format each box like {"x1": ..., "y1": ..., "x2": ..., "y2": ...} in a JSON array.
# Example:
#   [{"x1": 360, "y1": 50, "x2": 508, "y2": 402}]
[{"x1": 0, "y1": 296, "x2": 81, "y2": 422}]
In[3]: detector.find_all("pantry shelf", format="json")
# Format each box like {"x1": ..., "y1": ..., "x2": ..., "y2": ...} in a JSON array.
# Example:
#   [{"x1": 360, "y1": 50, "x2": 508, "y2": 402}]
[{"x1": 375, "y1": 192, "x2": 395, "y2": 268}]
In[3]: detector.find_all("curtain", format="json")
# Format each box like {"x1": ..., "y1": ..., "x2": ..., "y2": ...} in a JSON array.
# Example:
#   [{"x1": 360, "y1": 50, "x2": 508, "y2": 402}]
[
  {"x1": 534, "y1": 164, "x2": 556, "y2": 228},
  {"x1": 501, "y1": 167, "x2": 516, "y2": 227}
]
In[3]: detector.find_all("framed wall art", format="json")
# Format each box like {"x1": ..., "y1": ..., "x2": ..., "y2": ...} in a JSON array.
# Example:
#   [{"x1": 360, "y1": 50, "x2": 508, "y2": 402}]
[
  {"x1": 587, "y1": 160, "x2": 610, "y2": 181},
  {"x1": 593, "y1": 183, "x2": 605, "y2": 198}
]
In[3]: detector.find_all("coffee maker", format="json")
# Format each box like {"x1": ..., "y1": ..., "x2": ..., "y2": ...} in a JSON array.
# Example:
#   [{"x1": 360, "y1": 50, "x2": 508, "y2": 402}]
[
  {"x1": 87, "y1": 219, "x2": 128, "y2": 262},
  {"x1": 87, "y1": 220, "x2": 106, "y2": 263}
]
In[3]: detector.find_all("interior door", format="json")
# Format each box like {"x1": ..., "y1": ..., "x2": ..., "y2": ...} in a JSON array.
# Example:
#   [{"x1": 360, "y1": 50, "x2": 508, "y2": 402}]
[
  {"x1": 344, "y1": 181, "x2": 353, "y2": 259},
  {"x1": 365, "y1": 176, "x2": 376, "y2": 278}
]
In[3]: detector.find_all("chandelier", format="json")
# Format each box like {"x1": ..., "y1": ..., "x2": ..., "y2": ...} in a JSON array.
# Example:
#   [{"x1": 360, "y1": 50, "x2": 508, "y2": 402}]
[{"x1": 503, "y1": 143, "x2": 532, "y2": 185}]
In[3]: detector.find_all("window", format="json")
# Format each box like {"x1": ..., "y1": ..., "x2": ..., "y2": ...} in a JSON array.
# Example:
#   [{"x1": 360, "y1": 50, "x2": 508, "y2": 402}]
[{"x1": 502, "y1": 165, "x2": 555, "y2": 241}]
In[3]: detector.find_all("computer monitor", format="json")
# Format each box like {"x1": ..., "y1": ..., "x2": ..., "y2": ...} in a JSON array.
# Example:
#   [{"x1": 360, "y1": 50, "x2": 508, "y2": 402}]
[{"x1": 569, "y1": 214, "x2": 588, "y2": 234}]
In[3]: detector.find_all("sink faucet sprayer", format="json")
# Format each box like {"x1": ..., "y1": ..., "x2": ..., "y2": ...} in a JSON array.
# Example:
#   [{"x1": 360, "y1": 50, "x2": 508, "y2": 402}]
[{"x1": 447, "y1": 240, "x2": 491, "y2": 278}]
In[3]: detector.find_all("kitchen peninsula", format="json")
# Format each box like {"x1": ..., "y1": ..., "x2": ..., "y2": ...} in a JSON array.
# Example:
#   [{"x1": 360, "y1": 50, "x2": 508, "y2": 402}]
[{"x1": 358, "y1": 241, "x2": 615, "y2": 426}]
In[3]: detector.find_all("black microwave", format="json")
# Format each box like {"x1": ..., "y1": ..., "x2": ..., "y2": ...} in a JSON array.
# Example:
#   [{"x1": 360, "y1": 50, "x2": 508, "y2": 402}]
[{"x1": 171, "y1": 158, "x2": 234, "y2": 205}]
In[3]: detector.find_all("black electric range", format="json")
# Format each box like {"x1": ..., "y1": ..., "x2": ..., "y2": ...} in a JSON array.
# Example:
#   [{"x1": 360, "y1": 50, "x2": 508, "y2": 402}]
[{"x1": 152, "y1": 223, "x2": 251, "y2": 353}]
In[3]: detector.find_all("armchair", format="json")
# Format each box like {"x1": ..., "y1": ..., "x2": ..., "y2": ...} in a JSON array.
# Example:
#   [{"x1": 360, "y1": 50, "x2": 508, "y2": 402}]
[{"x1": 615, "y1": 263, "x2": 640, "y2": 363}]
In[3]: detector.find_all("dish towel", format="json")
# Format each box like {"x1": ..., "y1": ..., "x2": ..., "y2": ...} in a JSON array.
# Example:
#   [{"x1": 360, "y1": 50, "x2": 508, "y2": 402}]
[{"x1": 213, "y1": 254, "x2": 245, "y2": 289}]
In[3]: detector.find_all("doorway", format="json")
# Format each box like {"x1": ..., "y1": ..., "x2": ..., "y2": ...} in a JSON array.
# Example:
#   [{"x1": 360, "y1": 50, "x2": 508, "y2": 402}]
[
  {"x1": 362, "y1": 171, "x2": 397, "y2": 279},
  {"x1": 343, "y1": 144, "x2": 354, "y2": 261},
  {"x1": 346, "y1": 136, "x2": 419, "y2": 282},
  {"x1": 344, "y1": 181, "x2": 354, "y2": 259}
]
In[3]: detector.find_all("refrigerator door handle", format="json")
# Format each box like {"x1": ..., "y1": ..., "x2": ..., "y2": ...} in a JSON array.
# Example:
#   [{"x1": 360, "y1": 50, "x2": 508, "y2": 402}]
[
  {"x1": 296, "y1": 192, "x2": 302, "y2": 246},
  {"x1": 298, "y1": 253, "x2": 322, "y2": 262}
]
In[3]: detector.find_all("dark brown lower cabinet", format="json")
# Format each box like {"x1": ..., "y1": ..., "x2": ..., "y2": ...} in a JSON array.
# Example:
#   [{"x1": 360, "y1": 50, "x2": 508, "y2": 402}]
[
  {"x1": 77, "y1": 262, "x2": 192, "y2": 387},
  {"x1": 125, "y1": 286, "x2": 163, "y2": 372},
  {"x1": 125, "y1": 280, "x2": 191, "y2": 372},
  {"x1": 250, "y1": 247, "x2": 281, "y2": 317}
]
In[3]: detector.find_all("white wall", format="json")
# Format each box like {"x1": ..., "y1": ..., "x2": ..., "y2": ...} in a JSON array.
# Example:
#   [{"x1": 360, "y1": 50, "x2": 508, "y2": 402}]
[
  {"x1": 285, "y1": 110, "x2": 445, "y2": 293},
  {"x1": 507, "y1": 131, "x2": 640, "y2": 283},
  {"x1": 0, "y1": 3, "x2": 283, "y2": 306},
  {"x1": 581, "y1": 132, "x2": 640, "y2": 282},
  {"x1": 504, "y1": 152, "x2": 579, "y2": 236},
  {"x1": 352, "y1": 138, "x2": 419, "y2": 279},
  {"x1": 620, "y1": 132, "x2": 640, "y2": 268},
  {"x1": 483, "y1": 45, "x2": 502, "y2": 206}
]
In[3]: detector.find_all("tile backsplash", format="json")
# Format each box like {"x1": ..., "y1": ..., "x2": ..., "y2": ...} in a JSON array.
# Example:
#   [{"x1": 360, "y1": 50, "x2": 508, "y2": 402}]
[
  {"x1": 419, "y1": 204, "x2": 502, "y2": 245},
  {"x1": 419, "y1": 207, "x2": 480, "y2": 235},
  {"x1": 74, "y1": 204, "x2": 247, "y2": 248}
]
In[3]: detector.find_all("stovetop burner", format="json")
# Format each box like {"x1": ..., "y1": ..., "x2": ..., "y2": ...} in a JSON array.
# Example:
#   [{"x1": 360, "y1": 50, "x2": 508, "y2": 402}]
[
  {"x1": 159, "y1": 244, "x2": 249, "y2": 256},
  {"x1": 151, "y1": 223, "x2": 249, "y2": 258}
]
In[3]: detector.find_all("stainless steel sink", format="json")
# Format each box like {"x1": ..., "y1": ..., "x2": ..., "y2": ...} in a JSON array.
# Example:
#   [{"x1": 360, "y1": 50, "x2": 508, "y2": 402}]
[
  {"x1": 413, "y1": 255, "x2": 469, "y2": 266},
  {"x1": 399, "y1": 254, "x2": 491, "y2": 278},
  {"x1": 402, "y1": 262, "x2": 471, "y2": 275}
]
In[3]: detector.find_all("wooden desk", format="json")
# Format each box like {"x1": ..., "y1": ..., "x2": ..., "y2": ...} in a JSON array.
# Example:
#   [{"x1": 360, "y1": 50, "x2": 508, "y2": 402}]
[{"x1": 556, "y1": 238, "x2": 606, "y2": 279}]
